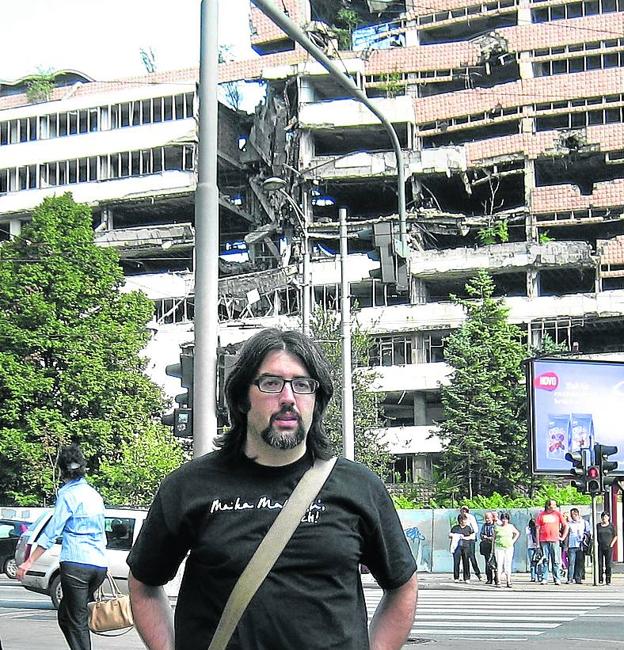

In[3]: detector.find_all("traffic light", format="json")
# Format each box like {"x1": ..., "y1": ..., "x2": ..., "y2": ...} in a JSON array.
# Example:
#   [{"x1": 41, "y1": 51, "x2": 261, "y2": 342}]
[
  {"x1": 586, "y1": 465, "x2": 601, "y2": 495},
  {"x1": 356, "y1": 222, "x2": 408, "y2": 290},
  {"x1": 162, "y1": 346, "x2": 194, "y2": 437},
  {"x1": 595, "y1": 443, "x2": 619, "y2": 491},
  {"x1": 565, "y1": 449, "x2": 589, "y2": 493}
]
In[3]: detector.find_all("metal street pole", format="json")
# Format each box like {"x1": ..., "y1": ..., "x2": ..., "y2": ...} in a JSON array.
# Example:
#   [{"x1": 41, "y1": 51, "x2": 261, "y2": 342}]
[
  {"x1": 591, "y1": 493, "x2": 599, "y2": 586},
  {"x1": 340, "y1": 207, "x2": 354, "y2": 460},
  {"x1": 193, "y1": 0, "x2": 220, "y2": 457},
  {"x1": 251, "y1": 0, "x2": 407, "y2": 250}
]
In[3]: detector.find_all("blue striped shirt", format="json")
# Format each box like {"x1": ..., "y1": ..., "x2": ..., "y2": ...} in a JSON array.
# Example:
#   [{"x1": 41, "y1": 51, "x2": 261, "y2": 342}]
[{"x1": 37, "y1": 478, "x2": 107, "y2": 568}]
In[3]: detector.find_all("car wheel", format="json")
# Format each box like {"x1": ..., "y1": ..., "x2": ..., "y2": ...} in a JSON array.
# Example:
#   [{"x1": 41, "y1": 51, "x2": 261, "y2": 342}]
[
  {"x1": 4, "y1": 557, "x2": 18, "y2": 579},
  {"x1": 50, "y1": 575, "x2": 63, "y2": 610}
]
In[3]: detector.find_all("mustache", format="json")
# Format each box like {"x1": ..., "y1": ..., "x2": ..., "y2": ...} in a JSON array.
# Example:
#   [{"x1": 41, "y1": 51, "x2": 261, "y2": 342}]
[{"x1": 270, "y1": 406, "x2": 301, "y2": 423}]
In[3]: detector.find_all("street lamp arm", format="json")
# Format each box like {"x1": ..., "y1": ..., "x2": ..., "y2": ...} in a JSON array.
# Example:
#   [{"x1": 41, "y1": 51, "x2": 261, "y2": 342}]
[{"x1": 251, "y1": 0, "x2": 406, "y2": 248}]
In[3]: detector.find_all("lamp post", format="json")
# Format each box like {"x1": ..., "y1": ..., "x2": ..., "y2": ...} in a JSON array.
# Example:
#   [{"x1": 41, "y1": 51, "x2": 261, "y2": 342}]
[{"x1": 262, "y1": 177, "x2": 311, "y2": 336}]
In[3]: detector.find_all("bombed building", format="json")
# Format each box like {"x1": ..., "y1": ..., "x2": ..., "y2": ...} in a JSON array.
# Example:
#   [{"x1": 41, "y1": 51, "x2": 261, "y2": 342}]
[{"x1": 1, "y1": 0, "x2": 624, "y2": 481}]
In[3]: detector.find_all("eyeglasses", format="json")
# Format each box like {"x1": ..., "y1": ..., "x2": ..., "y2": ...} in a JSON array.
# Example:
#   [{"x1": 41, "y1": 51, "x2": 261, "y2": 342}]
[{"x1": 252, "y1": 375, "x2": 319, "y2": 394}]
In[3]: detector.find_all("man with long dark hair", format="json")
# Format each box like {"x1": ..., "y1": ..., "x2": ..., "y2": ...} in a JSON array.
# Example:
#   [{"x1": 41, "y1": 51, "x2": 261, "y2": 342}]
[{"x1": 128, "y1": 328, "x2": 418, "y2": 650}]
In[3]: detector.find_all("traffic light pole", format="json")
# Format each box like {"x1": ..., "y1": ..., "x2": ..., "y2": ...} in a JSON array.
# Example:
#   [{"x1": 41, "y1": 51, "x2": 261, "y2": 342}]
[
  {"x1": 591, "y1": 493, "x2": 599, "y2": 586},
  {"x1": 340, "y1": 208, "x2": 354, "y2": 461}
]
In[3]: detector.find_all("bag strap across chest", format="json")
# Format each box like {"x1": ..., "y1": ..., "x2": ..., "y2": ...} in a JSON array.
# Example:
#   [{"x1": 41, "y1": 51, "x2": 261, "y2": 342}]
[{"x1": 207, "y1": 456, "x2": 338, "y2": 650}]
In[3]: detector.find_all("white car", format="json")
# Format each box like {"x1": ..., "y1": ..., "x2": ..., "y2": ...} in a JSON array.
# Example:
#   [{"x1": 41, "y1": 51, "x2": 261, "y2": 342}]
[{"x1": 15, "y1": 507, "x2": 181, "y2": 608}]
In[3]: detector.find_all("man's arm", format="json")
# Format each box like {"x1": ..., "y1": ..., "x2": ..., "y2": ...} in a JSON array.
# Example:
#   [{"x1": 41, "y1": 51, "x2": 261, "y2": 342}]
[
  {"x1": 559, "y1": 516, "x2": 569, "y2": 542},
  {"x1": 129, "y1": 571, "x2": 175, "y2": 650},
  {"x1": 369, "y1": 572, "x2": 418, "y2": 650}
]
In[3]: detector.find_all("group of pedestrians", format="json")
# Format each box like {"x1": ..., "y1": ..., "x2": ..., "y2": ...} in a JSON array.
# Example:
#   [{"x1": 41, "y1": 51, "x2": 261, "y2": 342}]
[
  {"x1": 450, "y1": 500, "x2": 618, "y2": 588},
  {"x1": 449, "y1": 507, "x2": 520, "y2": 587}
]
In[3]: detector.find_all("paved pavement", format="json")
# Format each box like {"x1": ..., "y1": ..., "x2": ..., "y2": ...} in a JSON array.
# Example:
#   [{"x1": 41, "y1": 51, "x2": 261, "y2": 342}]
[{"x1": 3, "y1": 572, "x2": 624, "y2": 648}]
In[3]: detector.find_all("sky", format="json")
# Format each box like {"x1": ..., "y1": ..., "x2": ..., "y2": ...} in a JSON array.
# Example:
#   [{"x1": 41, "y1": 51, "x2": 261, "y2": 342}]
[{"x1": 0, "y1": 0, "x2": 254, "y2": 82}]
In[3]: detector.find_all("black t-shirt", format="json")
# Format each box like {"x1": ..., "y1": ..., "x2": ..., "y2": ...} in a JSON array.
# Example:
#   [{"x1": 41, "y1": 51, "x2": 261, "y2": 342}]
[
  {"x1": 597, "y1": 523, "x2": 616, "y2": 549},
  {"x1": 127, "y1": 451, "x2": 416, "y2": 650},
  {"x1": 450, "y1": 524, "x2": 473, "y2": 547}
]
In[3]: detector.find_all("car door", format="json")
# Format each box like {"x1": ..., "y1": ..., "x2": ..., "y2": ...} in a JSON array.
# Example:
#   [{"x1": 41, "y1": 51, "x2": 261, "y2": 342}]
[{"x1": 104, "y1": 513, "x2": 142, "y2": 594}]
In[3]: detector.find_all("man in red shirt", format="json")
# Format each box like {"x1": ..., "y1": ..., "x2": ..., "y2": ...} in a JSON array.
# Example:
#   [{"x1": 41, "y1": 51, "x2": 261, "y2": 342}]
[{"x1": 536, "y1": 499, "x2": 569, "y2": 585}]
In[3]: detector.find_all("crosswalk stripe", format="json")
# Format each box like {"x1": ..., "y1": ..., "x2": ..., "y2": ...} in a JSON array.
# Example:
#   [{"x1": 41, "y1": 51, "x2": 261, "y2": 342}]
[
  {"x1": 410, "y1": 629, "x2": 542, "y2": 636},
  {"x1": 365, "y1": 587, "x2": 624, "y2": 640}
]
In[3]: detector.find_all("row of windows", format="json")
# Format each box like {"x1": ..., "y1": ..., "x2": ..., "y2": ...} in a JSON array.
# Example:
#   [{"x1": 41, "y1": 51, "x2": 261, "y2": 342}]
[
  {"x1": 0, "y1": 145, "x2": 195, "y2": 194},
  {"x1": 0, "y1": 92, "x2": 194, "y2": 146},
  {"x1": 417, "y1": 0, "x2": 517, "y2": 26},
  {"x1": 532, "y1": 0, "x2": 624, "y2": 21},
  {"x1": 532, "y1": 38, "x2": 624, "y2": 59},
  {"x1": 534, "y1": 51, "x2": 624, "y2": 76},
  {"x1": 535, "y1": 105, "x2": 624, "y2": 130}
]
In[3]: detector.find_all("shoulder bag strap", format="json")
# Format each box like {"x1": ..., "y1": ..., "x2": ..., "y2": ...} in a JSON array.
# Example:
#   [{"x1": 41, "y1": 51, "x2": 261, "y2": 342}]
[{"x1": 207, "y1": 456, "x2": 338, "y2": 650}]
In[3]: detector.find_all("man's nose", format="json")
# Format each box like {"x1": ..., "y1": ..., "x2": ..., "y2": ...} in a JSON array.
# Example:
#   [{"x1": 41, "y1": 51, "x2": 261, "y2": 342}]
[{"x1": 278, "y1": 381, "x2": 296, "y2": 403}]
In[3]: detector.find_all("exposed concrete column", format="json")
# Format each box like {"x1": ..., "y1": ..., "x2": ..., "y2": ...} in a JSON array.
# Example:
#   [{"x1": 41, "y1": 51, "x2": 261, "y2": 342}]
[
  {"x1": 9, "y1": 219, "x2": 21, "y2": 238},
  {"x1": 100, "y1": 208, "x2": 114, "y2": 231},
  {"x1": 413, "y1": 392, "x2": 427, "y2": 426},
  {"x1": 410, "y1": 276, "x2": 428, "y2": 305},
  {"x1": 524, "y1": 157, "x2": 540, "y2": 297},
  {"x1": 517, "y1": 0, "x2": 533, "y2": 38},
  {"x1": 298, "y1": 75, "x2": 315, "y2": 104}
]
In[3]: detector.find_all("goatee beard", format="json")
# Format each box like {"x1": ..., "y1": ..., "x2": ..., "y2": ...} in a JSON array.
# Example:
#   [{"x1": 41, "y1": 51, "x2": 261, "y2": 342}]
[{"x1": 261, "y1": 410, "x2": 306, "y2": 450}]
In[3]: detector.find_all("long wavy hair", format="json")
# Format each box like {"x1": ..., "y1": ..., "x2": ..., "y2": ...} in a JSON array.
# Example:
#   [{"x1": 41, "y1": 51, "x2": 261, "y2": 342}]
[{"x1": 215, "y1": 328, "x2": 334, "y2": 463}]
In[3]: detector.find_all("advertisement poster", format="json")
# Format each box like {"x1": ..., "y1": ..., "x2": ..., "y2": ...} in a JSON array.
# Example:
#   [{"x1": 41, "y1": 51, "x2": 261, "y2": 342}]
[{"x1": 528, "y1": 358, "x2": 624, "y2": 474}]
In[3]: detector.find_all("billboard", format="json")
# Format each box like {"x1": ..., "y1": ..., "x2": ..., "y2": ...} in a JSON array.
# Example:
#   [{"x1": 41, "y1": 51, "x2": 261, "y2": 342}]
[{"x1": 527, "y1": 357, "x2": 624, "y2": 475}]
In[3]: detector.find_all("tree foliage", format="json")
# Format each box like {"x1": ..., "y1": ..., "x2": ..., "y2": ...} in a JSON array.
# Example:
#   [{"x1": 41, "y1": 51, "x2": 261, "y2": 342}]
[
  {"x1": 311, "y1": 308, "x2": 392, "y2": 479},
  {"x1": 437, "y1": 271, "x2": 528, "y2": 499},
  {"x1": 0, "y1": 194, "x2": 182, "y2": 505}
]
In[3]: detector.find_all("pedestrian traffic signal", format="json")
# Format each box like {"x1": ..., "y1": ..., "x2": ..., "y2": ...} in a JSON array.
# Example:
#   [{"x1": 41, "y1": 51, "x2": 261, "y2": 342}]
[
  {"x1": 565, "y1": 450, "x2": 588, "y2": 493},
  {"x1": 595, "y1": 443, "x2": 619, "y2": 491},
  {"x1": 586, "y1": 465, "x2": 601, "y2": 495},
  {"x1": 162, "y1": 346, "x2": 194, "y2": 437}
]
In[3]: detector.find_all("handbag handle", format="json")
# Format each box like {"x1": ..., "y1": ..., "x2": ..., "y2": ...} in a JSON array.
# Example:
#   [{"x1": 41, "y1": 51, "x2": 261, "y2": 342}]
[{"x1": 207, "y1": 456, "x2": 337, "y2": 650}]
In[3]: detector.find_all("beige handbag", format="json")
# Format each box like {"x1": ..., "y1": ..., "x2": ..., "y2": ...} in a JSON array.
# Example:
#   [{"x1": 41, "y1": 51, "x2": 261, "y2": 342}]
[
  {"x1": 208, "y1": 457, "x2": 337, "y2": 650},
  {"x1": 88, "y1": 572, "x2": 134, "y2": 635}
]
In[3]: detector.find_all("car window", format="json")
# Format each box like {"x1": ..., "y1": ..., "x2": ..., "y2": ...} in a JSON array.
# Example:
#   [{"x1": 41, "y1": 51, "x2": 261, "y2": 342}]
[
  {"x1": 105, "y1": 517, "x2": 136, "y2": 551},
  {"x1": 0, "y1": 524, "x2": 13, "y2": 539}
]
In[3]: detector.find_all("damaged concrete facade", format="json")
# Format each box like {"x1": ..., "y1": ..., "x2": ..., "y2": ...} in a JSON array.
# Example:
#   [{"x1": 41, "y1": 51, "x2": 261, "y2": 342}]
[
  {"x1": 222, "y1": 0, "x2": 624, "y2": 481},
  {"x1": 2, "y1": 0, "x2": 624, "y2": 482}
]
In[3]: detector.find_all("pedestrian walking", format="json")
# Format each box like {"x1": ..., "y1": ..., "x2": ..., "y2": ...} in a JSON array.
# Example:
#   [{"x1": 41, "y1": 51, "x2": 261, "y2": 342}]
[
  {"x1": 479, "y1": 511, "x2": 496, "y2": 584},
  {"x1": 127, "y1": 328, "x2": 418, "y2": 650},
  {"x1": 16, "y1": 443, "x2": 107, "y2": 650},
  {"x1": 493, "y1": 512, "x2": 519, "y2": 588},
  {"x1": 566, "y1": 508, "x2": 590, "y2": 584},
  {"x1": 460, "y1": 505, "x2": 482, "y2": 581},
  {"x1": 597, "y1": 511, "x2": 618, "y2": 585},
  {"x1": 526, "y1": 517, "x2": 543, "y2": 583},
  {"x1": 449, "y1": 514, "x2": 473, "y2": 583},
  {"x1": 536, "y1": 499, "x2": 569, "y2": 585}
]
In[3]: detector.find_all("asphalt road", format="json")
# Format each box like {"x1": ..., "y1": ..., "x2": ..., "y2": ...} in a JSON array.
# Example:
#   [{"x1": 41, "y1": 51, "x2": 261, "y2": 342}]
[{"x1": 2, "y1": 575, "x2": 624, "y2": 649}]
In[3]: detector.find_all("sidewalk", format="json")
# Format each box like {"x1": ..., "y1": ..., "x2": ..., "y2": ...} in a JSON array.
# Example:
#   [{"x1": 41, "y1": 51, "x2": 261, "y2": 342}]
[{"x1": 361, "y1": 571, "x2": 624, "y2": 592}]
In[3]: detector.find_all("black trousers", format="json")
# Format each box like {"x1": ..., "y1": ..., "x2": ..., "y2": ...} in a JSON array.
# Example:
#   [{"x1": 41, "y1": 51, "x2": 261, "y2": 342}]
[
  {"x1": 453, "y1": 545, "x2": 470, "y2": 580},
  {"x1": 597, "y1": 545, "x2": 613, "y2": 584},
  {"x1": 58, "y1": 561, "x2": 107, "y2": 650},
  {"x1": 467, "y1": 540, "x2": 481, "y2": 578},
  {"x1": 480, "y1": 541, "x2": 494, "y2": 582}
]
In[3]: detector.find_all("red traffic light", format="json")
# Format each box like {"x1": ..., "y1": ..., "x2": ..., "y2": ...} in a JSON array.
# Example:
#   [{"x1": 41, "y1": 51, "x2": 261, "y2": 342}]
[{"x1": 587, "y1": 466, "x2": 599, "y2": 479}]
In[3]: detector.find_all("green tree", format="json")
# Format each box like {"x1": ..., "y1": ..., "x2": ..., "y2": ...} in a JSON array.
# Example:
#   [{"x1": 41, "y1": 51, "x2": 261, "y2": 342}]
[
  {"x1": 96, "y1": 424, "x2": 183, "y2": 507},
  {"x1": 0, "y1": 194, "x2": 182, "y2": 504},
  {"x1": 311, "y1": 308, "x2": 391, "y2": 479},
  {"x1": 437, "y1": 271, "x2": 527, "y2": 499}
]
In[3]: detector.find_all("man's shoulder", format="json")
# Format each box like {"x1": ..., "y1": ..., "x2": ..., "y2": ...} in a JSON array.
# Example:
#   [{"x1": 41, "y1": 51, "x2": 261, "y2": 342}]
[{"x1": 160, "y1": 451, "x2": 225, "y2": 486}]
